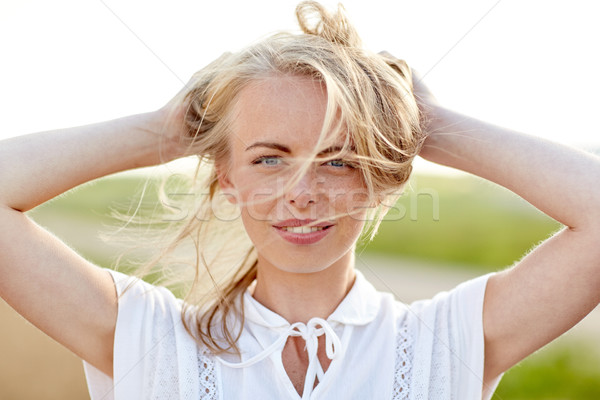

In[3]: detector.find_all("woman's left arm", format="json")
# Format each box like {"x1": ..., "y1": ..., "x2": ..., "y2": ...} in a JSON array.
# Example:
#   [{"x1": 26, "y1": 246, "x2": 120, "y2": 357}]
[{"x1": 417, "y1": 90, "x2": 600, "y2": 385}]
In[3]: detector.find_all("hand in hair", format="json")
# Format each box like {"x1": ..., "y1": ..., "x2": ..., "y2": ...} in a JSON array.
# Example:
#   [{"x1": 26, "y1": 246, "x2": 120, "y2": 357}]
[
  {"x1": 155, "y1": 77, "x2": 204, "y2": 160},
  {"x1": 409, "y1": 69, "x2": 439, "y2": 115},
  {"x1": 377, "y1": 51, "x2": 437, "y2": 139}
]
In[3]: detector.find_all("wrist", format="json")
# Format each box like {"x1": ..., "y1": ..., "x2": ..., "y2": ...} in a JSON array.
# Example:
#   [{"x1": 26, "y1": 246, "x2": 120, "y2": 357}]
[
  {"x1": 417, "y1": 105, "x2": 457, "y2": 162},
  {"x1": 419, "y1": 103, "x2": 445, "y2": 134},
  {"x1": 131, "y1": 109, "x2": 187, "y2": 167}
]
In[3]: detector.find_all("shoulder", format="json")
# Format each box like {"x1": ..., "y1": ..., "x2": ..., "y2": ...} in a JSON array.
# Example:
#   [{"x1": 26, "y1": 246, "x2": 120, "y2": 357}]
[
  {"x1": 86, "y1": 269, "x2": 205, "y2": 399},
  {"x1": 108, "y1": 269, "x2": 181, "y2": 308},
  {"x1": 106, "y1": 269, "x2": 199, "y2": 350},
  {"x1": 405, "y1": 272, "x2": 493, "y2": 324},
  {"x1": 349, "y1": 274, "x2": 495, "y2": 399},
  {"x1": 400, "y1": 273, "x2": 496, "y2": 399},
  {"x1": 364, "y1": 272, "x2": 493, "y2": 329}
]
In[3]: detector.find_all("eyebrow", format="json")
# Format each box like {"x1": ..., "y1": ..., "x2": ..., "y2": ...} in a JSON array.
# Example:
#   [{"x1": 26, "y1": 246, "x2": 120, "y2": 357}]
[
  {"x1": 245, "y1": 142, "x2": 355, "y2": 155},
  {"x1": 245, "y1": 142, "x2": 291, "y2": 153}
]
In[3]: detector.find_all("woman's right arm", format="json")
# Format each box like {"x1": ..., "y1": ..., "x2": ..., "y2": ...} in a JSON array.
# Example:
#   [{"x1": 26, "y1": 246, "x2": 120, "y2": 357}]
[{"x1": 0, "y1": 107, "x2": 184, "y2": 377}]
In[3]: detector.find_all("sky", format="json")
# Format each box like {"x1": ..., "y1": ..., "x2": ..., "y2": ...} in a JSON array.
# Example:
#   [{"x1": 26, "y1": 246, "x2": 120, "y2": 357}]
[{"x1": 1, "y1": 0, "x2": 599, "y2": 173}]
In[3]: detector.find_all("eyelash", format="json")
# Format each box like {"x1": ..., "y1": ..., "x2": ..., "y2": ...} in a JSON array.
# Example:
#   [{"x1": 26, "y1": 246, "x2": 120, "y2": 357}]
[
  {"x1": 251, "y1": 155, "x2": 355, "y2": 169},
  {"x1": 251, "y1": 156, "x2": 282, "y2": 166}
]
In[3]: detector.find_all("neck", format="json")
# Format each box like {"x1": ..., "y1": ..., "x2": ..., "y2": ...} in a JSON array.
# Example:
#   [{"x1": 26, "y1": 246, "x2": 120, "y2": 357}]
[{"x1": 252, "y1": 252, "x2": 356, "y2": 324}]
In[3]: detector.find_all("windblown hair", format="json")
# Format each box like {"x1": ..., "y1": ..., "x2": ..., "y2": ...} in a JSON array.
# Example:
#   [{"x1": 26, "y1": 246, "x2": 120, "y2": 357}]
[{"x1": 127, "y1": 1, "x2": 424, "y2": 355}]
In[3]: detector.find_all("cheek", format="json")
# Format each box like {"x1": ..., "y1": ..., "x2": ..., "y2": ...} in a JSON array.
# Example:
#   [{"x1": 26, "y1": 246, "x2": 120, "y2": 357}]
[
  {"x1": 237, "y1": 186, "x2": 279, "y2": 222},
  {"x1": 333, "y1": 213, "x2": 367, "y2": 252},
  {"x1": 326, "y1": 178, "x2": 371, "y2": 216},
  {"x1": 230, "y1": 166, "x2": 280, "y2": 214}
]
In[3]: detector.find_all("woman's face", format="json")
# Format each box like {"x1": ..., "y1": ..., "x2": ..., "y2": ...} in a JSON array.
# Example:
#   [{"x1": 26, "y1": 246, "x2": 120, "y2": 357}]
[{"x1": 218, "y1": 74, "x2": 371, "y2": 274}]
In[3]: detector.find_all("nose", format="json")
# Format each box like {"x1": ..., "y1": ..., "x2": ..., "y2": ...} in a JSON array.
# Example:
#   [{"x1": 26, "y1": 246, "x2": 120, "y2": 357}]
[{"x1": 285, "y1": 167, "x2": 322, "y2": 208}]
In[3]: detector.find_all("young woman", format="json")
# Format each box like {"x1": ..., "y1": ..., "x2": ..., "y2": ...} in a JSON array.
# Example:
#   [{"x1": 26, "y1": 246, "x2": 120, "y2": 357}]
[{"x1": 1, "y1": 2, "x2": 599, "y2": 399}]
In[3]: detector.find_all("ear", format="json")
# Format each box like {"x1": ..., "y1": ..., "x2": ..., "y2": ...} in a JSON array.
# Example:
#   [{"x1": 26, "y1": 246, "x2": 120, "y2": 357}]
[{"x1": 215, "y1": 161, "x2": 238, "y2": 205}]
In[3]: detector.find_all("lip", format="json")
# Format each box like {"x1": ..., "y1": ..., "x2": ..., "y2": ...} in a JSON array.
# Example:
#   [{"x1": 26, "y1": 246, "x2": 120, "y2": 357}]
[
  {"x1": 272, "y1": 219, "x2": 334, "y2": 245},
  {"x1": 272, "y1": 219, "x2": 333, "y2": 228}
]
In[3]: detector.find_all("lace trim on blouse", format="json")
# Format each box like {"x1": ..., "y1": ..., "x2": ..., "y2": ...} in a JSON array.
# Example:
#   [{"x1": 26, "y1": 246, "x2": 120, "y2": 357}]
[
  {"x1": 392, "y1": 320, "x2": 414, "y2": 399},
  {"x1": 198, "y1": 349, "x2": 219, "y2": 400}
]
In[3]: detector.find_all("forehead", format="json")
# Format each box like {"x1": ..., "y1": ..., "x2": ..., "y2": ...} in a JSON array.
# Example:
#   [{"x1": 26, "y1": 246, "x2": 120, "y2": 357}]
[{"x1": 229, "y1": 75, "x2": 334, "y2": 152}]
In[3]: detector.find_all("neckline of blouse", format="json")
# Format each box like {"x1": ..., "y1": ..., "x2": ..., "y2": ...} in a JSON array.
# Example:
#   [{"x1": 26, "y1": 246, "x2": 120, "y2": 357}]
[{"x1": 242, "y1": 269, "x2": 382, "y2": 329}]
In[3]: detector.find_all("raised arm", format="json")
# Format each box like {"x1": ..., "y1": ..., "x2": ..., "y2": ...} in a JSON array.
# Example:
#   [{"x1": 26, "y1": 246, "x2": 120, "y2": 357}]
[
  {"x1": 0, "y1": 101, "x2": 186, "y2": 376},
  {"x1": 414, "y1": 78, "x2": 600, "y2": 386}
]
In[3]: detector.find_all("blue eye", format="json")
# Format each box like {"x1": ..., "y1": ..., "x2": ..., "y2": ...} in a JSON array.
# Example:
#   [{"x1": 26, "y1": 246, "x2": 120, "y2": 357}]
[
  {"x1": 253, "y1": 156, "x2": 281, "y2": 166},
  {"x1": 325, "y1": 159, "x2": 347, "y2": 168}
]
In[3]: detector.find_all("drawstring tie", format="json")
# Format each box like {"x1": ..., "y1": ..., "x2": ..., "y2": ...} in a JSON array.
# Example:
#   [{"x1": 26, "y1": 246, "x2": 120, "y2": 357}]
[{"x1": 217, "y1": 317, "x2": 343, "y2": 399}]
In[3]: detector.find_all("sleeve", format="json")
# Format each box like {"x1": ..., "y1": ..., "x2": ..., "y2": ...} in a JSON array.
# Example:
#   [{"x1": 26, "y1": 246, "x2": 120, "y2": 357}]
[
  {"x1": 82, "y1": 269, "x2": 201, "y2": 400},
  {"x1": 406, "y1": 273, "x2": 502, "y2": 400}
]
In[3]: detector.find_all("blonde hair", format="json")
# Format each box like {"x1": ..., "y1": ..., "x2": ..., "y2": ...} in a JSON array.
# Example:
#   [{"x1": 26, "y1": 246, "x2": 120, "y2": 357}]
[{"x1": 129, "y1": 1, "x2": 424, "y2": 355}]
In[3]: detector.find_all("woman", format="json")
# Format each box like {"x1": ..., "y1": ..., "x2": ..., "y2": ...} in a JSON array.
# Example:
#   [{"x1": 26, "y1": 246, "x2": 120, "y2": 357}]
[{"x1": 1, "y1": 2, "x2": 599, "y2": 399}]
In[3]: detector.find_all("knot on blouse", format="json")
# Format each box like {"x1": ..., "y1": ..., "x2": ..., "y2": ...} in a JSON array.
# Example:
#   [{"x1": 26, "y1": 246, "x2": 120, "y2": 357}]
[{"x1": 217, "y1": 317, "x2": 343, "y2": 399}]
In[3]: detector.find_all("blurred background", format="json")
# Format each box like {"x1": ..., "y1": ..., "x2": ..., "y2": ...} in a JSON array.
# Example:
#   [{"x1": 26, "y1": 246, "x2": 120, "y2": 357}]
[{"x1": 1, "y1": 0, "x2": 600, "y2": 399}]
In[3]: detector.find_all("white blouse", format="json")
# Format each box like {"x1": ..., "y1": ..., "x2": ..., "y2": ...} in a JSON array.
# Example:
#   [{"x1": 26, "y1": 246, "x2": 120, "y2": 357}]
[{"x1": 84, "y1": 269, "x2": 501, "y2": 399}]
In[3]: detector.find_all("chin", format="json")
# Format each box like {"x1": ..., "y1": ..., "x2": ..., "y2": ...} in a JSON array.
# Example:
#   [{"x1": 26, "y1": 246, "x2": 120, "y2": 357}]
[{"x1": 256, "y1": 245, "x2": 352, "y2": 276}]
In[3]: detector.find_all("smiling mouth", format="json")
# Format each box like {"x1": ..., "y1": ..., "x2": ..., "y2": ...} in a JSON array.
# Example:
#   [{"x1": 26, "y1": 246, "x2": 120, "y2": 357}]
[{"x1": 277, "y1": 226, "x2": 332, "y2": 233}]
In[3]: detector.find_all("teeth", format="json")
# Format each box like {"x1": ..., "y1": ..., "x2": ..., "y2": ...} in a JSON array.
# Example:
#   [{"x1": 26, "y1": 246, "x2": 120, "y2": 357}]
[{"x1": 282, "y1": 226, "x2": 325, "y2": 233}]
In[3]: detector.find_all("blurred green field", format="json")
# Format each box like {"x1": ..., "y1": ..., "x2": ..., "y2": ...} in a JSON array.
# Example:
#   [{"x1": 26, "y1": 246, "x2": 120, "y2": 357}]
[
  {"x1": 362, "y1": 173, "x2": 562, "y2": 271},
  {"x1": 22, "y1": 171, "x2": 600, "y2": 399}
]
